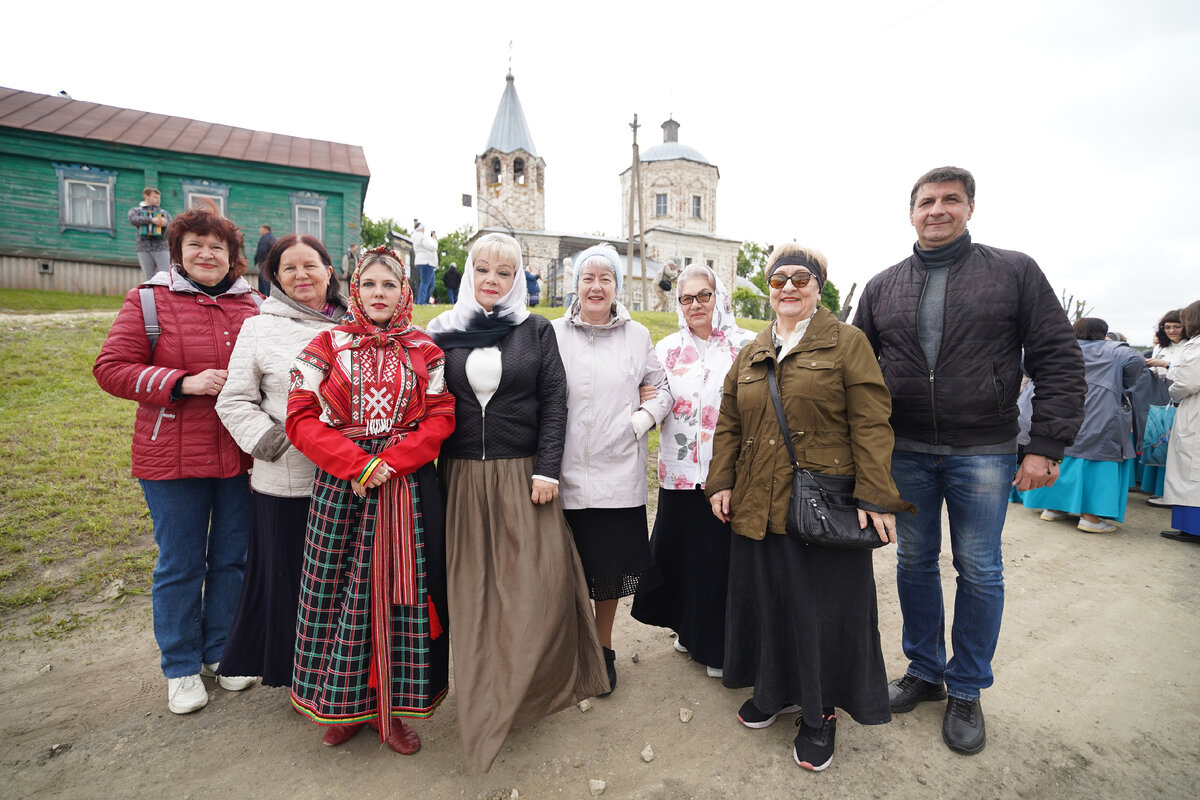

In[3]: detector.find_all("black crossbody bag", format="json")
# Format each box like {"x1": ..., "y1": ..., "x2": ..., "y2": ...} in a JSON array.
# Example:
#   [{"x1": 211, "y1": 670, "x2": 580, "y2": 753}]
[{"x1": 765, "y1": 366, "x2": 886, "y2": 550}]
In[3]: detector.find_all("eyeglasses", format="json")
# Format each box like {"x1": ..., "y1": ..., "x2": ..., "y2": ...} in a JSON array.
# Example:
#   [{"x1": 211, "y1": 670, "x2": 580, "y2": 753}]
[
  {"x1": 678, "y1": 290, "x2": 714, "y2": 306},
  {"x1": 768, "y1": 271, "x2": 814, "y2": 289}
]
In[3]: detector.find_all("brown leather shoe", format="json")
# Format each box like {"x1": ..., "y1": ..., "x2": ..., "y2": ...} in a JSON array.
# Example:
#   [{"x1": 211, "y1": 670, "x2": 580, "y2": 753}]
[
  {"x1": 368, "y1": 717, "x2": 422, "y2": 755},
  {"x1": 322, "y1": 723, "x2": 365, "y2": 747},
  {"x1": 384, "y1": 720, "x2": 421, "y2": 755}
]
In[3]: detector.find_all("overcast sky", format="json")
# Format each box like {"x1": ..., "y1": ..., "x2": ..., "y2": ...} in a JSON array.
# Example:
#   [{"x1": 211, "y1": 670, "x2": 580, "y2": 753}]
[{"x1": 4, "y1": 0, "x2": 1197, "y2": 341}]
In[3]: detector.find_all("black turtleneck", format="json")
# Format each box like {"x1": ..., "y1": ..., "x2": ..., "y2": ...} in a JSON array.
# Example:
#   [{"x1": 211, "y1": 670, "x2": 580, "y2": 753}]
[{"x1": 914, "y1": 232, "x2": 969, "y2": 370}]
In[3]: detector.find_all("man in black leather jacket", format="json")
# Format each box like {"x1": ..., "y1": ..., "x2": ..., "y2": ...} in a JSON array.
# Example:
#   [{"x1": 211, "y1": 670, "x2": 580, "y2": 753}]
[{"x1": 853, "y1": 166, "x2": 1084, "y2": 757}]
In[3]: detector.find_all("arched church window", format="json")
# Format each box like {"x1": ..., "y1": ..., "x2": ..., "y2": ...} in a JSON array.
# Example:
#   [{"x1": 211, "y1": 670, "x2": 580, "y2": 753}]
[
  {"x1": 491, "y1": 158, "x2": 502, "y2": 184},
  {"x1": 514, "y1": 158, "x2": 526, "y2": 185}
]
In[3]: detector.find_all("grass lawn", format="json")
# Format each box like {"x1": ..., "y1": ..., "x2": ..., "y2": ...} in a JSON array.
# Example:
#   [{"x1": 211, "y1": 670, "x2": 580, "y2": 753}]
[
  {"x1": 0, "y1": 288, "x2": 125, "y2": 314},
  {"x1": 0, "y1": 299, "x2": 770, "y2": 614}
]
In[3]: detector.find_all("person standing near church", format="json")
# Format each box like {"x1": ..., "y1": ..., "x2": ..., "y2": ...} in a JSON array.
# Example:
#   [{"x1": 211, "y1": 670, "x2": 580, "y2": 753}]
[
  {"x1": 853, "y1": 166, "x2": 1084, "y2": 756},
  {"x1": 413, "y1": 222, "x2": 438, "y2": 305},
  {"x1": 254, "y1": 225, "x2": 277, "y2": 295},
  {"x1": 128, "y1": 187, "x2": 172, "y2": 279}
]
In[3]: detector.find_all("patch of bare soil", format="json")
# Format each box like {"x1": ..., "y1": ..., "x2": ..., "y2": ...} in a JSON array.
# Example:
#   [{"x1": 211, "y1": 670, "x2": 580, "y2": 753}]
[{"x1": 2, "y1": 499, "x2": 1197, "y2": 799}]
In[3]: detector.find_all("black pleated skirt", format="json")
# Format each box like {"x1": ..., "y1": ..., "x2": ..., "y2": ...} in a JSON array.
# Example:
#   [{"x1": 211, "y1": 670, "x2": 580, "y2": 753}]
[
  {"x1": 218, "y1": 492, "x2": 308, "y2": 686},
  {"x1": 631, "y1": 488, "x2": 730, "y2": 669},
  {"x1": 722, "y1": 531, "x2": 891, "y2": 729},
  {"x1": 563, "y1": 506, "x2": 662, "y2": 601}
]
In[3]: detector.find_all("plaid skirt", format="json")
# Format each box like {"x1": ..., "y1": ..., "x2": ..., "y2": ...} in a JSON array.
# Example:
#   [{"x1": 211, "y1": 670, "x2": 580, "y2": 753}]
[{"x1": 291, "y1": 449, "x2": 448, "y2": 724}]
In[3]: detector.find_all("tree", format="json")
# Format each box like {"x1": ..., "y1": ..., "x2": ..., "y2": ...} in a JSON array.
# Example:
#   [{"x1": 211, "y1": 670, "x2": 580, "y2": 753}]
[
  {"x1": 429, "y1": 225, "x2": 473, "y2": 304},
  {"x1": 360, "y1": 215, "x2": 406, "y2": 249}
]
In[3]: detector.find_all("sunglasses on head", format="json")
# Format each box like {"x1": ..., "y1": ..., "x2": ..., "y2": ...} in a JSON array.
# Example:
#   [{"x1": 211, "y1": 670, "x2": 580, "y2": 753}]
[
  {"x1": 678, "y1": 290, "x2": 714, "y2": 306},
  {"x1": 768, "y1": 271, "x2": 814, "y2": 289}
]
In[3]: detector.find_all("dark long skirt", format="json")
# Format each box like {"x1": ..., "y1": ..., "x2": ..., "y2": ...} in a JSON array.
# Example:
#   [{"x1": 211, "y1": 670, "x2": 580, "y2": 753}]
[
  {"x1": 723, "y1": 531, "x2": 890, "y2": 730},
  {"x1": 442, "y1": 456, "x2": 609, "y2": 773},
  {"x1": 291, "y1": 458, "x2": 448, "y2": 723},
  {"x1": 218, "y1": 492, "x2": 308, "y2": 686},
  {"x1": 631, "y1": 488, "x2": 730, "y2": 669},
  {"x1": 563, "y1": 506, "x2": 662, "y2": 601}
]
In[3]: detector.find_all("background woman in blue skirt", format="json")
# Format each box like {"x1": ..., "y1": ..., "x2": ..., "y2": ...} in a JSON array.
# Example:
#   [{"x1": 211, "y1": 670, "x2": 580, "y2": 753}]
[{"x1": 1017, "y1": 317, "x2": 1150, "y2": 533}]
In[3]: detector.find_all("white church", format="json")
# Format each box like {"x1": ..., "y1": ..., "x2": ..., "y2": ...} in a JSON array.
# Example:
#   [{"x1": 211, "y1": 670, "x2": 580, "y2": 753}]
[{"x1": 469, "y1": 72, "x2": 742, "y2": 308}]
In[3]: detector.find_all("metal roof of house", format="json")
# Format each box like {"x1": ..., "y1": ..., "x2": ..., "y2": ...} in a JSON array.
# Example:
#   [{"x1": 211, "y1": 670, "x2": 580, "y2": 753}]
[
  {"x1": 483, "y1": 72, "x2": 538, "y2": 157},
  {"x1": 0, "y1": 87, "x2": 370, "y2": 177}
]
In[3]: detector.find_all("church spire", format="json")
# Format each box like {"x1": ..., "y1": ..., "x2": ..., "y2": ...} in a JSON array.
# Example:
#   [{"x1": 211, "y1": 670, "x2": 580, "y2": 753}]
[{"x1": 484, "y1": 71, "x2": 538, "y2": 157}]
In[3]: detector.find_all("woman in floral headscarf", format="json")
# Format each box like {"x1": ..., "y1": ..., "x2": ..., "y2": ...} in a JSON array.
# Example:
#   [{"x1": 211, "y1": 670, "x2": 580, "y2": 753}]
[
  {"x1": 285, "y1": 247, "x2": 455, "y2": 755},
  {"x1": 631, "y1": 264, "x2": 754, "y2": 679}
]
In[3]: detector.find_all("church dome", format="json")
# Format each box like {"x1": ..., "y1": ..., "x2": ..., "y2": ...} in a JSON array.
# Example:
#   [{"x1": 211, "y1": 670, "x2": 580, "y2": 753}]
[
  {"x1": 639, "y1": 117, "x2": 711, "y2": 166},
  {"x1": 641, "y1": 141, "x2": 710, "y2": 165}
]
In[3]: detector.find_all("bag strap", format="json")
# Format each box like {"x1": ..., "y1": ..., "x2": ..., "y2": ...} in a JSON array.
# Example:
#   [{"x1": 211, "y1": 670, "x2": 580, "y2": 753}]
[
  {"x1": 766, "y1": 366, "x2": 800, "y2": 470},
  {"x1": 139, "y1": 287, "x2": 160, "y2": 357}
]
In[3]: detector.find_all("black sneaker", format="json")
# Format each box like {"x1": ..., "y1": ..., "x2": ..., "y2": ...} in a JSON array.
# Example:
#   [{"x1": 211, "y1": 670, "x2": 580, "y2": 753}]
[
  {"x1": 793, "y1": 712, "x2": 836, "y2": 771},
  {"x1": 737, "y1": 698, "x2": 802, "y2": 729},
  {"x1": 888, "y1": 674, "x2": 948, "y2": 713},
  {"x1": 942, "y1": 696, "x2": 986, "y2": 754}
]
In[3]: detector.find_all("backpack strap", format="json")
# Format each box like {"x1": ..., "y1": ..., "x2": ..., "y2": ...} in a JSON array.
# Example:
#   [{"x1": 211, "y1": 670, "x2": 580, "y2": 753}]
[{"x1": 139, "y1": 287, "x2": 160, "y2": 357}]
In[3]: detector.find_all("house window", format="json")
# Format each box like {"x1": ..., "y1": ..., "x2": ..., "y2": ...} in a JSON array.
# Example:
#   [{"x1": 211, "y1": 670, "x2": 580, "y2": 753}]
[
  {"x1": 514, "y1": 158, "x2": 526, "y2": 185},
  {"x1": 54, "y1": 163, "x2": 117, "y2": 234},
  {"x1": 684, "y1": 257, "x2": 693, "y2": 266},
  {"x1": 655, "y1": 193, "x2": 667, "y2": 216},
  {"x1": 706, "y1": 259, "x2": 714, "y2": 268},
  {"x1": 290, "y1": 192, "x2": 327, "y2": 241},
  {"x1": 490, "y1": 157, "x2": 502, "y2": 184},
  {"x1": 180, "y1": 179, "x2": 230, "y2": 214},
  {"x1": 692, "y1": 195, "x2": 702, "y2": 218}
]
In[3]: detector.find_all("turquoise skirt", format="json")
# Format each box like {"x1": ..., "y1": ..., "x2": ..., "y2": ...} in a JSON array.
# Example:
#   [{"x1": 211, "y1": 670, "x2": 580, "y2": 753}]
[{"x1": 1018, "y1": 455, "x2": 1136, "y2": 522}]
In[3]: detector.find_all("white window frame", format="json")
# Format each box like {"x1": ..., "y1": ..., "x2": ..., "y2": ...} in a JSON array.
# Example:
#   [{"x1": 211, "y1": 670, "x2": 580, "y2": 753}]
[
  {"x1": 290, "y1": 192, "x2": 327, "y2": 241},
  {"x1": 692, "y1": 195, "x2": 702, "y2": 219},
  {"x1": 54, "y1": 163, "x2": 117, "y2": 234},
  {"x1": 655, "y1": 193, "x2": 668, "y2": 216},
  {"x1": 180, "y1": 179, "x2": 230, "y2": 214}
]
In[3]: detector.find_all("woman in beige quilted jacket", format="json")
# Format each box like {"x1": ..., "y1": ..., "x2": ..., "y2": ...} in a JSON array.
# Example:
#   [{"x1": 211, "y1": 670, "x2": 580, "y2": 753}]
[{"x1": 215, "y1": 234, "x2": 347, "y2": 687}]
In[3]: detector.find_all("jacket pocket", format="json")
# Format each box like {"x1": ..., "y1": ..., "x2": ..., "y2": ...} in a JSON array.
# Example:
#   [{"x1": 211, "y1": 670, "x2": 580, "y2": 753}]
[
  {"x1": 730, "y1": 438, "x2": 755, "y2": 508},
  {"x1": 735, "y1": 368, "x2": 767, "y2": 417},
  {"x1": 990, "y1": 362, "x2": 1006, "y2": 416},
  {"x1": 788, "y1": 358, "x2": 838, "y2": 402},
  {"x1": 803, "y1": 444, "x2": 855, "y2": 474}
]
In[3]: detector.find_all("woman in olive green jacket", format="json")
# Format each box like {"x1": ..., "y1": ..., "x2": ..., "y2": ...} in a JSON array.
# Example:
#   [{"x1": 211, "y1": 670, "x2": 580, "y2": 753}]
[{"x1": 706, "y1": 244, "x2": 913, "y2": 773}]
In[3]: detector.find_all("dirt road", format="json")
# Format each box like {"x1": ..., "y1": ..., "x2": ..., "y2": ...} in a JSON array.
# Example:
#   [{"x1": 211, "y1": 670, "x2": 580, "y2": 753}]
[{"x1": 3, "y1": 498, "x2": 1197, "y2": 799}]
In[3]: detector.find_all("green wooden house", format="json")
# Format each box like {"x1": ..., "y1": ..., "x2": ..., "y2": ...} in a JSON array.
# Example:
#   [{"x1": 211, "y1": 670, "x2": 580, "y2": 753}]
[{"x1": 0, "y1": 87, "x2": 370, "y2": 294}]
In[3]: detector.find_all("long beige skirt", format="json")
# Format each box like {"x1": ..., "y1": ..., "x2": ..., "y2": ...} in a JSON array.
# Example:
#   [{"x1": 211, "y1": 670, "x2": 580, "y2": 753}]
[{"x1": 442, "y1": 456, "x2": 609, "y2": 774}]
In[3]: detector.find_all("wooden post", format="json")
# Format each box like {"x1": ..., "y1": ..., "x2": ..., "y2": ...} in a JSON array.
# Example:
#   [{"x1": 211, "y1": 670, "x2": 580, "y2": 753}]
[
  {"x1": 635, "y1": 135, "x2": 646, "y2": 310},
  {"x1": 626, "y1": 114, "x2": 639, "y2": 307}
]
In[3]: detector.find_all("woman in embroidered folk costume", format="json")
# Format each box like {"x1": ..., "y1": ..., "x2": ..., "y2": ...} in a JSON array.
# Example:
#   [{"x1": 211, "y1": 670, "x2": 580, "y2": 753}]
[
  {"x1": 285, "y1": 246, "x2": 455, "y2": 754},
  {"x1": 427, "y1": 233, "x2": 608, "y2": 773},
  {"x1": 631, "y1": 265, "x2": 754, "y2": 679}
]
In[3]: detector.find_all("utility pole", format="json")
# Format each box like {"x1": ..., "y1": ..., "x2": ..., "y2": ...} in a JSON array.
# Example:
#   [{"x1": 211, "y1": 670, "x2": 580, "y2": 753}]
[
  {"x1": 635, "y1": 127, "x2": 646, "y2": 310},
  {"x1": 626, "y1": 114, "x2": 640, "y2": 308}
]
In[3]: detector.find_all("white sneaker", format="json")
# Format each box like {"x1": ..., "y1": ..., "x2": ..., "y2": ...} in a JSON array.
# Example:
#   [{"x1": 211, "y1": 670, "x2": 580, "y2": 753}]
[
  {"x1": 1039, "y1": 510, "x2": 1072, "y2": 521},
  {"x1": 1078, "y1": 518, "x2": 1118, "y2": 533},
  {"x1": 167, "y1": 674, "x2": 209, "y2": 714},
  {"x1": 202, "y1": 662, "x2": 257, "y2": 691},
  {"x1": 672, "y1": 638, "x2": 688, "y2": 654},
  {"x1": 707, "y1": 666, "x2": 724, "y2": 679}
]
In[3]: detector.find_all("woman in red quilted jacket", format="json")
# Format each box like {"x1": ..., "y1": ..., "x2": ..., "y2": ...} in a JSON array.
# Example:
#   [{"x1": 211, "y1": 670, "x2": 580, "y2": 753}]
[{"x1": 94, "y1": 202, "x2": 261, "y2": 715}]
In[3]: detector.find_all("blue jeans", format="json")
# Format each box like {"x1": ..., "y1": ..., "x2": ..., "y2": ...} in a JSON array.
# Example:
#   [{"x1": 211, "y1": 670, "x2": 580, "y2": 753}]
[
  {"x1": 140, "y1": 476, "x2": 251, "y2": 678},
  {"x1": 446, "y1": 288, "x2": 457, "y2": 304},
  {"x1": 416, "y1": 264, "x2": 436, "y2": 304},
  {"x1": 890, "y1": 450, "x2": 1015, "y2": 700}
]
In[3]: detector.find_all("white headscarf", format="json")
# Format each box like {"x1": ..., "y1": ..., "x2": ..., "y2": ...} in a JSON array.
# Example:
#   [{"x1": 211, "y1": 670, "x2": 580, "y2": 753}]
[{"x1": 426, "y1": 232, "x2": 530, "y2": 344}]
